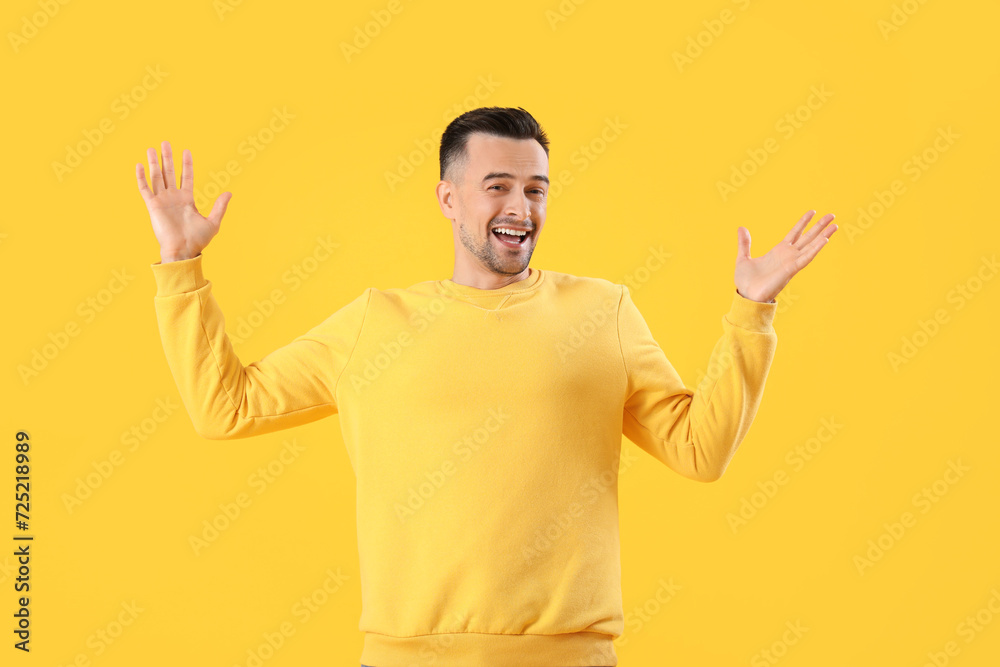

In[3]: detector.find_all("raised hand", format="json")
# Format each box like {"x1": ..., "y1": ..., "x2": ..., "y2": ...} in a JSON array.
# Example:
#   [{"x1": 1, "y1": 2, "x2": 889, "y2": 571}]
[
  {"x1": 734, "y1": 210, "x2": 837, "y2": 303},
  {"x1": 136, "y1": 140, "x2": 232, "y2": 262}
]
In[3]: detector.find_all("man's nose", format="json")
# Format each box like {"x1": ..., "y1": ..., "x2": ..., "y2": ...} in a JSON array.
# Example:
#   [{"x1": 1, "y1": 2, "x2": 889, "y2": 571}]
[{"x1": 505, "y1": 192, "x2": 530, "y2": 222}]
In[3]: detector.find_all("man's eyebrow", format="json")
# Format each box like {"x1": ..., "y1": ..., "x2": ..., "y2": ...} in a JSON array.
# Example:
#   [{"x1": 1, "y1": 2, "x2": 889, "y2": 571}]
[{"x1": 481, "y1": 171, "x2": 550, "y2": 185}]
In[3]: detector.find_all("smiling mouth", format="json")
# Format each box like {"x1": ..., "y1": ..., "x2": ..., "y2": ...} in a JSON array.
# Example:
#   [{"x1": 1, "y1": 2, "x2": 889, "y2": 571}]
[{"x1": 492, "y1": 228, "x2": 530, "y2": 247}]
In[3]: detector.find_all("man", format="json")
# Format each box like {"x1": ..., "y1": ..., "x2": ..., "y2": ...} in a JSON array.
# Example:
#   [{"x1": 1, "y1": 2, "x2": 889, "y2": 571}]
[{"x1": 136, "y1": 106, "x2": 836, "y2": 667}]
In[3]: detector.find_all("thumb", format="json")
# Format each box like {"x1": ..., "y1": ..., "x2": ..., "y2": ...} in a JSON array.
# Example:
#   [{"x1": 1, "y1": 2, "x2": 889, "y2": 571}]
[
  {"x1": 207, "y1": 191, "x2": 233, "y2": 228},
  {"x1": 736, "y1": 226, "x2": 751, "y2": 260}
]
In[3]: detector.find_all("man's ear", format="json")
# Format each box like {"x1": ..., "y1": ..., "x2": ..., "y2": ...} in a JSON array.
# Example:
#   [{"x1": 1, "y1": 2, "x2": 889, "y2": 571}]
[{"x1": 435, "y1": 180, "x2": 455, "y2": 219}]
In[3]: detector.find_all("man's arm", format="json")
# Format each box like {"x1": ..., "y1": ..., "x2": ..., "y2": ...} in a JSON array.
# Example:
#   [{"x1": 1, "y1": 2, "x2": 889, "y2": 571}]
[
  {"x1": 151, "y1": 253, "x2": 371, "y2": 439},
  {"x1": 617, "y1": 286, "x2": 777, "y2": 482},
  {"x1": 136, "y1": 140, "x2": 370, "y2": 439}
]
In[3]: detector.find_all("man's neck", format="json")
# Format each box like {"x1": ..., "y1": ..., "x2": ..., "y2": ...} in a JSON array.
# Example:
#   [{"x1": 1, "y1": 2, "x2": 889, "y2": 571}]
[{"x1": 449, "y1": 266, "x2": 532, "y2": 290}]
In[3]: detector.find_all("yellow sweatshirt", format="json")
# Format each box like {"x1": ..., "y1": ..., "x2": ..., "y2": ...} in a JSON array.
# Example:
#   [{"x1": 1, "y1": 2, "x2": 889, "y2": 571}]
[{"x1": 150, "y1": 253, "x2": 777, "y2": 667}]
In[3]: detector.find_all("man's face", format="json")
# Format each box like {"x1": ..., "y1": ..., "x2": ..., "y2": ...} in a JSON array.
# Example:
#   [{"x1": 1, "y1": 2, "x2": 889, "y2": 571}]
[{"x1": 437, "y1": 133, "x2": 549, "y2": 277}]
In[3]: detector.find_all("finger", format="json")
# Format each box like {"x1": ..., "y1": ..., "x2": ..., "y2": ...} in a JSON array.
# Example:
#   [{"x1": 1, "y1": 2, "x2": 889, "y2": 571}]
[
  {"x1": 796, "y1": 230, "x2": 832, "y2": 270},
  {"x1": 207, "y1": 191, "x2": 233, "y2": 227},
  {"x1": 180, "y1": 149, "x2": 194, "y2": 192},
  {"x1": 136, "y1": 163, "x2": 153, "y2": 202},
  {"x1": 795, "y1": 213, "x2": 836, "y2": 249},
  {"x1": 147, "y1": 147, "x2": 164, "y2": 194},
  {"x1": 782, "y1": 210, "x2": 814, "y2": 245},
  {"x1": 161, "y1": 140, "x2": 177, "y2": 189},
  {"x1": 736, "y1": 226, "x2": 751, "y2": 259}
]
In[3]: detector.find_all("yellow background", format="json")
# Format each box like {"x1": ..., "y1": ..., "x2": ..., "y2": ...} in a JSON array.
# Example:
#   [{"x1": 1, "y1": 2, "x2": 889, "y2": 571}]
[{"x1": 3, "y1": 0, "x2": 999, "y2": 664}]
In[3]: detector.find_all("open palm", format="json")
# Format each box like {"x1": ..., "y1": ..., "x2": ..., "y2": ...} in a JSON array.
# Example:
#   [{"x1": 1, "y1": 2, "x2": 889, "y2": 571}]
[
  {"x1": 136, "y1": 140, "x2": 232, "y2": 261},
  {"x1": 734, "y1": 210, "x2": 837, "y2": 303}
]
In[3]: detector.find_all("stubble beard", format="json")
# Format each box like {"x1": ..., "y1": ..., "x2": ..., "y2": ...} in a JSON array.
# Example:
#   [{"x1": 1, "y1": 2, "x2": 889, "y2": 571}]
[{"x1": 458, "y1": 219, "x2": 533, "y2": 277}]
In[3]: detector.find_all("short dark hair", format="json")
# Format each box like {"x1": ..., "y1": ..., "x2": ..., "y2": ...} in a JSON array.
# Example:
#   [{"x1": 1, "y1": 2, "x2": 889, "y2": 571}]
[{"x1": 439, "y1": 106, "x2": 550, "y2": 181}]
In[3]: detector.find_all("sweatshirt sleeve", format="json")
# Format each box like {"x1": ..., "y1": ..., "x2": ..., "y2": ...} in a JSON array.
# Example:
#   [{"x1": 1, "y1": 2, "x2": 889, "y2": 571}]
[
  {"x1": 150, "y1": 254, "x2": 370, "y2": 440},
  {"x1": 617, "y1": 286, "x2": 777, "y2": 482}
]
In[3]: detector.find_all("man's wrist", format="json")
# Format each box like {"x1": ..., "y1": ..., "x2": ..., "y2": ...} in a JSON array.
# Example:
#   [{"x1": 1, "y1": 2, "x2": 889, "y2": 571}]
[
  {"x1": 736, "y1": 287, "x2": 776, "y2": 304},
  {"x1": 160, "y1": 251, "x2": 200, "y2": 263}
]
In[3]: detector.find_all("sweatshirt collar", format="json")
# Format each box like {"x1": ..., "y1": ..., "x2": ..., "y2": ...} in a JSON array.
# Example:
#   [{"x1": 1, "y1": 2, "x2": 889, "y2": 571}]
[{"x1": 438, "y1": 267, "x2": 544, "y2": 298}]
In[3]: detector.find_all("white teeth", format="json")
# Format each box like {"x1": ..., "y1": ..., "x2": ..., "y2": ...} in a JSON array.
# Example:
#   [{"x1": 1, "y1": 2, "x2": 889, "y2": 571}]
[{"x1": 494, "y1": 228, "x2": 527, "y2": 236}]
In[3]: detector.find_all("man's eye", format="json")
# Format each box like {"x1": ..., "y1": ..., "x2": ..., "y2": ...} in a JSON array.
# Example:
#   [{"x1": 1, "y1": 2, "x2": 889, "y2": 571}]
[{"x1": 488, "y1": 185, "x2": 545, "y2": 196}]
